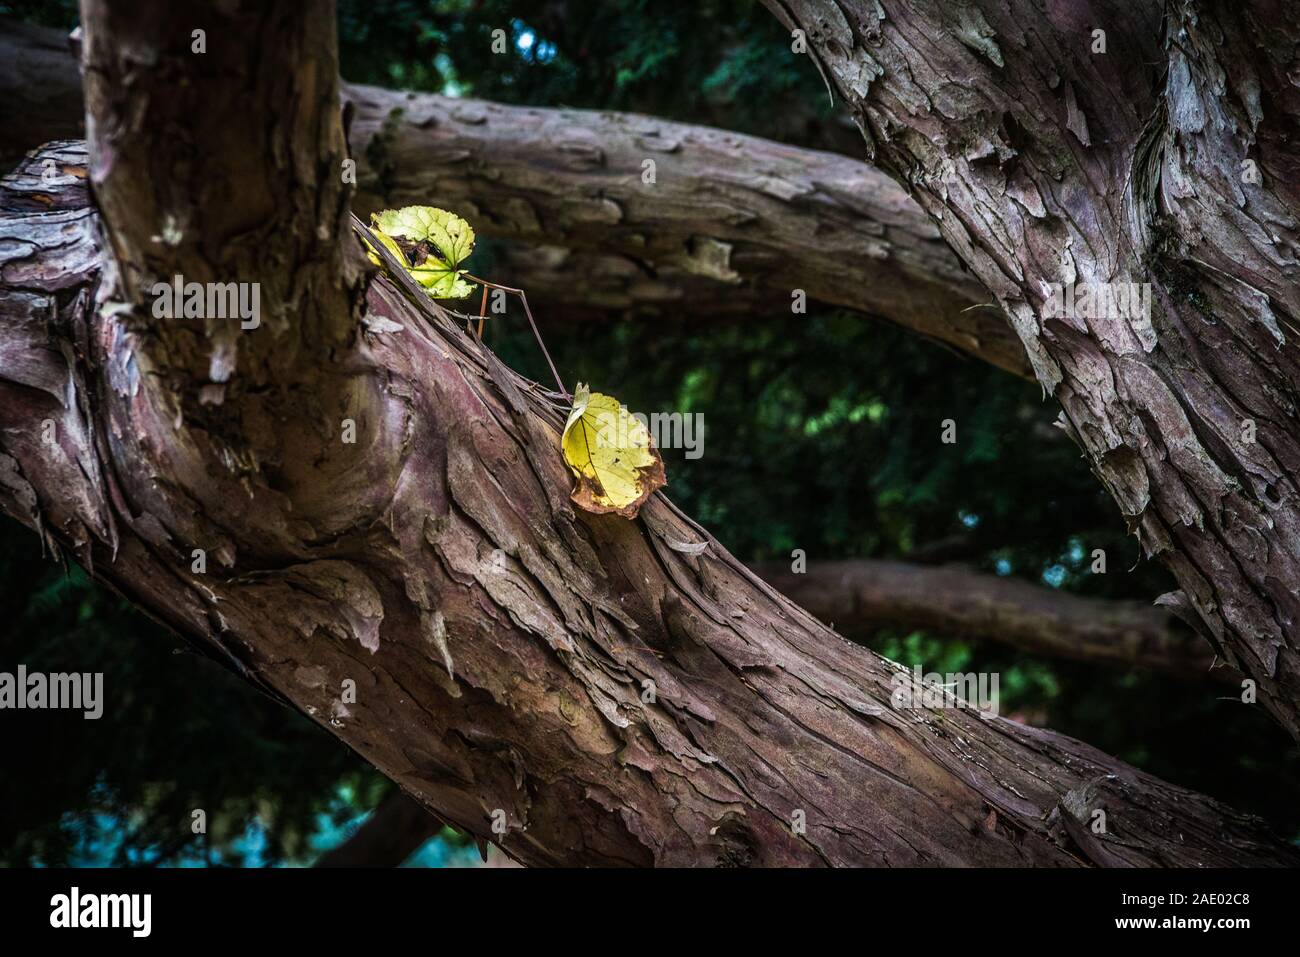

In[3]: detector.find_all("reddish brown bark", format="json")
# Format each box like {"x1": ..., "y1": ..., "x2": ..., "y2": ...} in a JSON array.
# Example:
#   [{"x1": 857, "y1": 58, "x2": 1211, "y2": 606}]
[
  {"x1": 343, "y1": 84, "x2": 1026, "y2": 374},
  {"x1": 764, "y1": 0, "x2": 1300, "y2": 740},
  {"x1": 0, "y1": 18, "x2": 1027, "y2": 377},
  {"x1": 2, "y1": 137, "x2": 1293, "y2": 866},
  {"x1": 0, "y1": 1, "x2": 1293, "y2": 867}
]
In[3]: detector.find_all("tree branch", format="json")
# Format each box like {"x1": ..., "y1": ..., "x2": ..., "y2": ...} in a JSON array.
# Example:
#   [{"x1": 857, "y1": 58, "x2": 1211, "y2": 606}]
[
  {"x1": 1, "y1": 141, "x2": 1293, "y2": 866},
  {"x1": 75, "y1": 0, "x2": 389, "y2": 554},
  {"x1": 81, "y1": 2, "x2": 358, "y2": 350},
  {"x1": 0, "y1": 18, "x2": 1029, "y2": 378},
  {"x1": 754, "y1": 559, "x2": 1234, "y2": 684},
  {"x1": 342, "y1": 84, "x2": 1026, "y2": 375},
  {"x1": 313, "y1": 788, "x2": 441, "y2": 868},
  {"x1": 763, "y1": 0, "x2": 1300, "y2": 739}
]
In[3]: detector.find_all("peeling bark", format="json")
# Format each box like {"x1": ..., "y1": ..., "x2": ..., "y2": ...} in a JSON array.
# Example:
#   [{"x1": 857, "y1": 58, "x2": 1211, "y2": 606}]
[
  {"x1": 1, "y1": 137, "x2": 1294, "y2": 866},
  {"x1": 0, "y1": 19, "x2": 1029, "y2": 377},
  {"x1": 755, "y1": 560, "x2": 1233, "y2": 684},
  {"x1": 764, "y1": 0, "x2": 1300, "y2": 739},
  {"x1": 0, "y1": 1, "x2": 1295, "y2": 867}
]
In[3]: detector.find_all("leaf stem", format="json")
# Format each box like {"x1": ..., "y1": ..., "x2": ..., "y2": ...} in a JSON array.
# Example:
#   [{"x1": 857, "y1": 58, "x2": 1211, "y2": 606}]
[{"x1": 463, "y1": 273, "x2": 568, "y2": 399}]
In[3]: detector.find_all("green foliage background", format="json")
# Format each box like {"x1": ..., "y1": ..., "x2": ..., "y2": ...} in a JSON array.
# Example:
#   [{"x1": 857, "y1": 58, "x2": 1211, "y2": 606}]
[{"x1": 1, "y1": 0, "x2": 1296, "y2": 864}]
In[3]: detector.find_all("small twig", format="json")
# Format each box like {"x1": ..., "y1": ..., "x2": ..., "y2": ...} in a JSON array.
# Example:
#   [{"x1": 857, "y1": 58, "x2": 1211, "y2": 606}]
[{"x1": 464, "y1": 272, "x2": 568, "y2": 399}]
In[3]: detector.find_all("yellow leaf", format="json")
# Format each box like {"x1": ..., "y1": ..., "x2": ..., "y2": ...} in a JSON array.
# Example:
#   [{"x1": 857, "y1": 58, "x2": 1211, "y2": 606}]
[
  {"x1": 561, "y1": 384, "x2": 666, "y2": 518},
  {"x1": 364, "y1": 205, "x2": 476, "y2": 299}
]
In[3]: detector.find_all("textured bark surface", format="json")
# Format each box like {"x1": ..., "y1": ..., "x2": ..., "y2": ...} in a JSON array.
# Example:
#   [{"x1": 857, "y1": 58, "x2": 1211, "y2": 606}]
[
  {"x1": 344, "y1": 85, "x2": 1029, "y2": 375},
  {"x1": 75, "y1": 0, "x2": 377, "y2": 547},
  {"x1": 756, "y1": 559, "x2": 1231, "y2": 683},
  {"x1": 0, "y1": 18, "x2": 1029, "y2": 378},
  {"x1": 3, "y1": 1, "x2": 1297, "y2": 867},
  {"x1": 765, "y1": 0, "x2": 1300, "y2": 739},
  {"x1": 0, "y1": 11, "x2": 1216, "y2": 686},
  {"x1": 2, "y1": 141, "x2": 1295, "y2": 867}
]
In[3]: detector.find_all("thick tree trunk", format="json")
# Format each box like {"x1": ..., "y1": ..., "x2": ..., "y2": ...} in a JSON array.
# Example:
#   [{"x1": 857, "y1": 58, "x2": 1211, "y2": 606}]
[
  {"x1": 0, "y1": 1, "x2": 1294, "y2": 866},
  {"x1": 3, "y1": 138, "x2": 1294, "y2": 866},
  {"x1": 756, "y1": 560, "x2": 1232, "y2": 683},
  {"x1": 0, "y1": 15, "x2": 1204, "y2": 688},
  {"x1": 764, "y1": 0, "x2": 1300, "y2": 740},
  {"x1": 0, "y1": 18, "x2": 1029, "y2": 378}
]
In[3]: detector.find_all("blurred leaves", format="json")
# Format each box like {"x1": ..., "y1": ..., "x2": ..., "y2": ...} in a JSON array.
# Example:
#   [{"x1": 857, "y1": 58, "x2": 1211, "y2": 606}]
[{"x1": 0, "y1": 530, "x2": 373, "y2": 866}]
